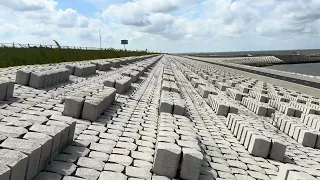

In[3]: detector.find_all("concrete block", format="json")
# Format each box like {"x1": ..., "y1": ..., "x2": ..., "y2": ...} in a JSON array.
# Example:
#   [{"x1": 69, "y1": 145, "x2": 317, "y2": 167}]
[
  {"x1": 153, "y1": 142, "x2": 181, "y2": 178},
  {"x1": 45, "y1": 161, "x2": 77, "y2": 176},
  {"x1": 5, "y1": 81, "x2": 14, "y2": 99},
  {"x1": 63, "y1": 97, "x2": 84, "y2": 118},
  {"x1": 23, "y1": 132, "x2": 53, "y2": 172},
  {"x1": 81, "y1": 98, "x2": 102, "y2": 121},
  {"x1": 0, "y1": 163, "x2": 10, "y2": 180},
  {"x1": 180, "y1": 148, "x2": 203, "y2": 180},
  {"x1": 65, "y1": 65, "x2": 75, "y2": 75},
  {"x1": 216, "y1": 104, "x2": 229, "y2": 116},
  {"x1": 46, "y1": 120, "x2": 70, "y2": 152},
  {"x1": 269, "y1": 140, "x2": 286, "y2": 161},
  {"x1": 276, "y1": 164, "x2": 302, "y2": 180},
  {"x1": 29, "y1": 72, "x2": 45, "y2": 89},
  {"x1": 33, "y1": 172, "x2": 62, "y2": 180},
  {"x1": 0, "y1": 82, "x2": 7, "y2": 100},
  {"x1": 173, "y1": 103, "x2": 184, "y2": 115},
  {"x1": 16, "y1": 70, "x2": 31, "y2": 85},
  {"x1": 298, "y1": 129, "x2": 317, "y2": 147},
  {"x1": 288, "y1": 171, "x2": 318, "y2": 180},
  {"x1": 0, "y1": 149, "x2": 28, "y2": 180},
  {"x1": 160, "y1": 101, "x2": 173, "y2": 114},
  {"x1": 247, "y1": 135, "x2": 271, "y2": 158},
  {"x1": 0, "y1": 138, "x2": 42, "y2": 180},
  {"x1": 29, "y1": 124, "x2": 62, "y2": 161}
]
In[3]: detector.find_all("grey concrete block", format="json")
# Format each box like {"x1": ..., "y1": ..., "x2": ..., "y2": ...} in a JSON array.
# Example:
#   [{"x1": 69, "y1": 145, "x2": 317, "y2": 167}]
[
  {"x1": 0, "y1": 163, "x2": 10, "y2": 180},
  {"x1": 0, "y1": 82, "x2": 7, "y2": 100},
  {"x1": 0, "y1": 149, "x2": 28, "y2": 180},
  {"x1": 0, "y1": 138, "x2": 42, "y2": 180},
  {"x1": 247, "y1": 135, "x2": 271, "y2": 158},
  {"x1": 29, "y1": 72, "x2": 45, "y2": 89},
  {"x1": 269, "y1": 140, "x2": 286, "y2": 162},
  {"x1": 180, "y1": 148, "x2": 203, "y2": 180},
  {"x1": 153, "y1": 142, "x2": 181, "y2": 178},
  {"x1": 15, "y1": 70, "x2": 31, "y2": 85},
  {"x1": 5, "y1": 81, "x2": 14, "y2": 99},
  {"x1": 298, "y1": 129, "x2": 317, "y2": 147},
  {"x1": 23, "y1": 132, "x2": 53, "y2": 172},
  {"x1": 33, "y1": 172, "x2": 62, "y2": 180},
  {"x1": 63, "y1": 97, "x2": 84, "y2": 118},
  {"x1": 0, "y1": 125, "x2": 28, "y2": 138},
  {"x1": 45, "y1": 161, "x2": 77, "y2": 176}
]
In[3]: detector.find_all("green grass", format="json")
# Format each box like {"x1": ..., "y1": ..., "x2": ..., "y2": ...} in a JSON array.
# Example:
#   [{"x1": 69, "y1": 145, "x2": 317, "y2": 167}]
[{"x1": 0, "y1": 46, "x2": 154, "y2": 68}]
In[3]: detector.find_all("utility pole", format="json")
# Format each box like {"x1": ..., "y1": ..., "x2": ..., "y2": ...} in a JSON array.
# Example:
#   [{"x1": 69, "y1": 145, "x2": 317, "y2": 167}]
[{"x1": 99, "y1": 29, "x2": 101, "y2": 49}]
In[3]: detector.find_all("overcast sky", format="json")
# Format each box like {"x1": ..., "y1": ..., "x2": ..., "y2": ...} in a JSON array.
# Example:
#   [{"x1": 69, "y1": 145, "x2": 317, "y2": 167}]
[{"x1": 1, "y1": 0, "x2": 320, "y2": 53}]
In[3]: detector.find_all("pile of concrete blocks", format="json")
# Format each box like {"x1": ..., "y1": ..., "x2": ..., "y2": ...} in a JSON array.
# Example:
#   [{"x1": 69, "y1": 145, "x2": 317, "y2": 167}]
[
  {"x1": 235, "y1": 83, "x2": 252, "y2": 93},
  {"x1": 153, "y1": 113, "x2": 203, "y2": 180},
  {"x1": 122, "y1": 70, "x2": 141, "y2": 83},
  {"x1": 0, "y1": 114, "x2": 75, "y2": 180},
  {"x1": 268, "y1": 91, "x2": 290, "y2": 102},
  {"x1": 197, "y1": 84, "x2": 218, "y2": 98},
  {"x1": 300, "y1": 114, "x2": 320, "y2": 131},
  {"x1": 16, "y1": 68, "x2": 71, "y2": 89},
  {"x1": 241, "y1": 97, "x2": 275, "y2": 117},
  {"x1": 103, "y1": 76, "x2": 132, "y2": 94},
  {"x1": 276, "y1": 164, "x2": 320, "y2": 180},
  {"x1": 65, "y1": 64, "x2": 96, "y2": 77},
  {"x1": 208, "y1": 94, "x2": 238, "y2": 116},
  {"x1": 269, "y1": 100, "x2": 302, "y2": 117},
  {"x1": 272, "y1": 113, "x2": 320, "y2": 148},
  {"x1": 160, "y1": 91, "x2": 185, "y2": 115},
  {"x1": 225, "y1": 79, "x2": 238, "y2": 87},
  {"x1": 226, "y1": 88, "x2": 246, "y2": 101},
  {"x1": 90, "y1": 61, "x2": 111, "y2": 71},
  {"x1": 63, "y1": 87, "x2": 116, "y2": 121},
  {"x1": 226, "y1": 113, "x2": 287, "y2": 161},
  {"x1": 161, "y1": 80, "x2": 179, "y2": 92},
  {"x1": 215, "y1": 81, "x2": 230, "y2": 91},
  {"x1": 0, "y1": 79, "x2": 14, "y2": 100}
]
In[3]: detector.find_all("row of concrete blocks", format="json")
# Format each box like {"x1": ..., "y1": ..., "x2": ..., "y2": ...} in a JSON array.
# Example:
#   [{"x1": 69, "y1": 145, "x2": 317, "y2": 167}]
[
  {"x1": 197, "y1": 84, "x2": 218, "y2": 98},
  {"x1": 289, "y1": 101, "x2": 320, "y2": 115},
  {"x1": 269, "y1": 100, "x2": 303, "y2": 118},
  {"x1": 241, "y1": 97, "x2": 275, "y2": 117},
  {"x1": 162, "y1": 80, "x2": 179, "y2": 93},
  {"x1": 65, "y1": 64, "x2": 96, "y2": 77},
  {"x1": 160, "y1": 91, "x2": 185, "y2": 115},
  {"x1": 153, "y1": 113, "x2": 203, "y2": 180},
  {"x1": 226, "y1": 113, "x2": 286, "y2": 161},
  {"x1": 103, "y1": 76, "x2": 132, "y2": 94},
  {"x1": 300, "y1": 114, "x2": 320, "y2": 131},
  {"x1": 208, "y1": 94, "x2": 238, "y2": 116},
  {"x1": 63, "y1": 87, "x2": 117, "y2": 121},
  {"x1": 0, "y1": 114, "x2": 75, "y2": 180},
  {"x1": 190, "y1": 78, "x2": 206, "y2": 89},
  {"x1": 276, "y1": 163, "x2": 320, "y2": 180},
  {"x1": 268, "y1": 92, "x2": 290, "y2": 103},
  {"x1": 16, "y1": 69, "x2": 71, "y2": 88},
  {"x1": 0, "y1": 80, "x2": 14, "y2": 100},
  {"x1": 226, "y1": 88, "x2": 246, "y2": 101},
  {"x1": 272, "y1": 113, "x2": 320, "y2": 148}
]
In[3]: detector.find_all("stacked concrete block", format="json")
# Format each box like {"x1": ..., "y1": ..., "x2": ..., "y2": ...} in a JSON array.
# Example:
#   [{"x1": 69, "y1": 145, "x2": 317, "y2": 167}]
[
  {"x1": 103, "y1": 76, "x2": 132, "y2": 94},
  {"x1": 15, "y1": 70, "x2": 31, "y2": 86},
  {"x1": 197, "y1": 84, "x2": 218, "y2": 98},
  {"x1": 0, "y1": 79, "x2": 14, "y2": 100},
  {"x1": 215, "y1": 81, "x2": 230, "y2": 91},
  {"x1": 160, "y1": 91, "x2": 185, "y2": 115},
  {"x1": 153, "y1": 113, "x2": 203, "y2": 180},
  {"x1": 241, "y1": 97, "x2": 275, "y2": 117},
  {"x1": 272, "y1": 113, "x2": 320, "y2": 148},
  {"x1": 73, "y1": 64, "x2": 96, "y2": 77},
  {"x1": 190, "y1": 78, "x2": 205, "y2": 88},
  {"x1": 16, "y1": 68, "x2": 71, "y2": 89},
  {"x1": 63, "y1": 87, "x2": 116, "y2": 121},
  {"x1": 91, "y1": 61, "x2": 111, "y2": 71},
  {"x1": 226, "y1": 113, "x2": 286, "y2": 160},
  {"x1": 208, "y1": 94, "x2": 238, "y2": 116},
  {"x1": 161, "y1": 80, "x2": 179, "y2": 92},
  {"x1": 226, "y1": 88, "x2": 245, "y2": 101}
]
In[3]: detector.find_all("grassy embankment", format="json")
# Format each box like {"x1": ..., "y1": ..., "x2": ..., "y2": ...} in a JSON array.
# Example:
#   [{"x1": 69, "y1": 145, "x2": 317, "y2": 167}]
[{"x1": 0, "y1": 45, "x2": 154, "y2": 68}]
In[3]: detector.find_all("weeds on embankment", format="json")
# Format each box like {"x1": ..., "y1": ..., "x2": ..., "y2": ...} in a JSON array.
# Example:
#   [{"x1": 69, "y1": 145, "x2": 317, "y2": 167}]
[{"x1": 0, "y1": 44, "x2": 154, "y2": 68}]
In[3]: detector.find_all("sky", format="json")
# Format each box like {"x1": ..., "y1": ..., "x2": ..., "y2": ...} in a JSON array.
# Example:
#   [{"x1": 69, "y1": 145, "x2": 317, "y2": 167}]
[{"x1": 0, "y1": 0, "x2": 320, "y2": 53}]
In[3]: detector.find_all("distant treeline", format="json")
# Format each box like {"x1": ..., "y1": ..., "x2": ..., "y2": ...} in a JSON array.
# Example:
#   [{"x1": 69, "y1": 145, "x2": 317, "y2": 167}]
[{"x1": 0, "y1": 46, "x2": 154, "y2": 68}]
